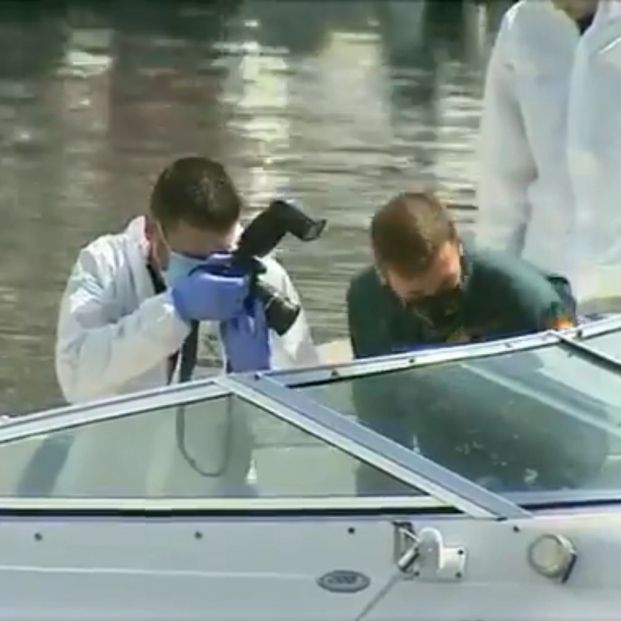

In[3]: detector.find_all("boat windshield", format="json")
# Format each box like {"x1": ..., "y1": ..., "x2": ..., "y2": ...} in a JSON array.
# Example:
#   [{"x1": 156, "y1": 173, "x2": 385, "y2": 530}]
[
  {"x1": 0, "y1": 392, "x2": 421, "y2": 499},
  {"x1": 3, "y1": 332, "x2": 621, "y2": 508},
  {"x1": 299, "y1": 343, "x2": 621, "y2": 498}
]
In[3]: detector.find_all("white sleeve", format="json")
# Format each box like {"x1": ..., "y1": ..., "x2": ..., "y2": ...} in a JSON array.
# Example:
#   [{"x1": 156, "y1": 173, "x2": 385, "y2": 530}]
[
  {"x1": 55, "y1": 246, "x2": 190, "y2": 404},
  {"x1": 475, "y1": 13, "x2": 537, "y2": 255},
  {"x1": 264, "y1": 260, "x2": 321, "y2": 370}
]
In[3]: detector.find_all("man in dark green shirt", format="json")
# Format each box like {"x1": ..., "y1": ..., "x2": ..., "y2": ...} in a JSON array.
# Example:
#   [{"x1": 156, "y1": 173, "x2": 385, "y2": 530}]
[
  {"x1": 346, "y1": 191, "x2": 589, "y2": 495},
  {"x1": 348, "y1": 191, "x2": 576, "y2": 359}
]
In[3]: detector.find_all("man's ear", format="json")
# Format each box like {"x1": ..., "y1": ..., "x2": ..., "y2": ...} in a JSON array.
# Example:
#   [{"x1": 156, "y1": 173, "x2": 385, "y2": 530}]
[
  {"x1": 144, "y1": 214, "x2": 168, "y2": 271},
  {"x1": 144, "y1": 214, "x2": 156, "y2": 242}
]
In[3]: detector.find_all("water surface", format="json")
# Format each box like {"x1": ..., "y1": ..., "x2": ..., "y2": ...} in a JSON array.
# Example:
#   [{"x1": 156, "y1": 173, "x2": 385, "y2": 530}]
[{"x1": 0, "y1": 0, "x2": 512, "y2": 413}]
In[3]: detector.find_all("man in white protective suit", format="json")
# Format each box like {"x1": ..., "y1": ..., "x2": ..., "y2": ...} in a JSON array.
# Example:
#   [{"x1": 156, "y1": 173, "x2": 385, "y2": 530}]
[
  {"x1": 48, "y1": 156, "x2": 320, "y2": 498},
  {"x1": 476, "y1": 0, "x2": 621, "y2": 313}
]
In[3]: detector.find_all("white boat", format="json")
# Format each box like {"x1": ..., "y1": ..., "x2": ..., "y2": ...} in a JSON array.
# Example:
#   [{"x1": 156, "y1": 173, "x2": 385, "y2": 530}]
[{"x1": 1, "y1": 315, "x2": 621, "y2": 619}]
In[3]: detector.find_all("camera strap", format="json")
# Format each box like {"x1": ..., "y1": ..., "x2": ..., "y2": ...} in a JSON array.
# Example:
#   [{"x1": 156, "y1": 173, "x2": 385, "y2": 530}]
[
  {"x1": 146, "y1": 261, "x2": 198, "y2": 383},
  {"x1": 178, "y1": 321, "x2": 199, "y2": 382},
  {"x1": 146, "y1": 261, "x2": 227, "y2": 476}
]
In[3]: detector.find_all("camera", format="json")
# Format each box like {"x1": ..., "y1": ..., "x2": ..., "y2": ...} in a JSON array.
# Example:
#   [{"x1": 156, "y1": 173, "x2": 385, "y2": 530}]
[
  {"x1": 175, "y1": 199, "x2": 326, "y2": 477},
  {"x1": 231, "y1": 199, "x2": 326, "y2": 335}
]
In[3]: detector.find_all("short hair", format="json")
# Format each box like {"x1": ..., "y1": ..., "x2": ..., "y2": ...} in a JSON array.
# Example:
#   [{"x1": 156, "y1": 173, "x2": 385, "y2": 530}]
[
  {"x1": 370, "y1": 191, "x2": 457, "y2": 277},
  {"x1": 149, "y1": 156, "x2": 242, "y2": 232}
]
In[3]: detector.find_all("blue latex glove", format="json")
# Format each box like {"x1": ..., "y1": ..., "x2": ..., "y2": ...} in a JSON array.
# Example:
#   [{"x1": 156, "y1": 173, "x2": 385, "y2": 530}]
[
  {"x1": 221, "y1": 299, "x2": 271, "y2": 373},
  {"x1": 171, "y1": 253, "x2": 250, "y2": 323}
]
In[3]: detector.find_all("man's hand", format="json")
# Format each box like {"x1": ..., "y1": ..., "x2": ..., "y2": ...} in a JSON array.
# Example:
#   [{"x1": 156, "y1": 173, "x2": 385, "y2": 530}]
[
  {"x1": 171, "y1": 253, "x2": 249, "y2": 323},
  {"x1": 221, "y1": 299, "x2": 271, "y2": 373}
]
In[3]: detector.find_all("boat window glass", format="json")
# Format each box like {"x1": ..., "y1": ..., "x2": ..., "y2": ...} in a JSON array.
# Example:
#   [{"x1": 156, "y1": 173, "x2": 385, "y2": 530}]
[
  {"x1": 584, "y1": 329, "x2": 621, "y2": 360},
  {"x1": 299, "y1": 344, "x2": 621, "y2": 497},
  {"x1": 0, "y1": 394, "x2": 423, "y2": 499}
]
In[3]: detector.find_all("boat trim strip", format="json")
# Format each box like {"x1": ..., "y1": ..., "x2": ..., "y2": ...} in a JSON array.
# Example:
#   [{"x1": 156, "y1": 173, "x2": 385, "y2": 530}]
[
  {"x1": 0, "y1": 495, "x2": 448, "y2": 514},
  {"x1": 0, "y1": 489, "x2": 617, "y2": 515}
]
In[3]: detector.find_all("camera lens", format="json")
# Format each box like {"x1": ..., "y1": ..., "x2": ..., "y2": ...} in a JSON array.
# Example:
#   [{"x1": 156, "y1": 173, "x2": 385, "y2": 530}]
[{"x1": 254, "y1": 281, "x2": 301, "y2": 335}]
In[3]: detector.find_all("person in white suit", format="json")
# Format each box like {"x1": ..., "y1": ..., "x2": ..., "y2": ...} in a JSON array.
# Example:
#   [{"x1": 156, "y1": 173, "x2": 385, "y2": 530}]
[
  {"x1": 46, "y1": 156, "x2": 319, "y2": 498},
  {"x1": 476, "y1": 0, "x2": 621, "y2": 312},
  {"x1": 56, "y1": 156, "x2": 319, "y2": 402}
]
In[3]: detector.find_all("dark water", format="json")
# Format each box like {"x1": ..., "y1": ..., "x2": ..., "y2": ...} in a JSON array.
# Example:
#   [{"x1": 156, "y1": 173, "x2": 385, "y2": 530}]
[{"x1": 0, "y1": 0, "x2": 512, "y2": 414}]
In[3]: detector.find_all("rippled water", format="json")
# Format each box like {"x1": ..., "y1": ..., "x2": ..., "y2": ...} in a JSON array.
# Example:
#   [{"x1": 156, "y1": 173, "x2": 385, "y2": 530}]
[{"x1": 0, "y1": 0, "x2": 512, "y2": 414}]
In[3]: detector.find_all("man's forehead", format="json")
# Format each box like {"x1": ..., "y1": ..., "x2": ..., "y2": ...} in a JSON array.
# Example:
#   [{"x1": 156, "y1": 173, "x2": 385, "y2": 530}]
[
  {"x1": 168, "y1": 221, "x2": 233, "y2": 241},
  {"x1": 385, "y1": 241, "x2": 461, "y2": 296},
  {"x1": 162, "y1": 221, "x2": 236, "y2": 257}
]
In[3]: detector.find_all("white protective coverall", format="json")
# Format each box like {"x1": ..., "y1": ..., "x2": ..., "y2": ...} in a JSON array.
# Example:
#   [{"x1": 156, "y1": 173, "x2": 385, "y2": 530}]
[
  {"x1": 52, "y1": 216, "x2": 320, "y2": 497},
  {"x1": 476, "y1": 0, "x2": 621, "y2": 307}
]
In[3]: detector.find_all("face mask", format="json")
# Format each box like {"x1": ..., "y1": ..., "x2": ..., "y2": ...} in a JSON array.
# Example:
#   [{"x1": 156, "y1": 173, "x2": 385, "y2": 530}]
[
  {"x1": 409, "y1": 285, "x2": 463, "y2": 328},
  {"x1": 162, "y1": 251, "x2": 208, "y2": 288}
]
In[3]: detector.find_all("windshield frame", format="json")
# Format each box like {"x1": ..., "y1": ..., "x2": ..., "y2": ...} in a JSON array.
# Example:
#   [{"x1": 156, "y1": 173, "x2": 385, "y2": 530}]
[
  {"x1": 4, "y1": 316, "x2": 621, "y2": 519},
  {"x1": 263, "y1": 315, "x2": 621, "y2": 388},
  {"x1": 0, "y1": 380, "x2": 229, "y2": 444},
  {"x1": 577, "y1": 314, "x2": 621, "y2": 339},
  {"x1": 0, "y1": 375, "x2": 529, "y2": 520},
  {"x1": 258, "y1": 315, "x2": 621, "y2": 511},
  {"x1": 218, "y1": 375, "x2": 529, "y2": 519}
]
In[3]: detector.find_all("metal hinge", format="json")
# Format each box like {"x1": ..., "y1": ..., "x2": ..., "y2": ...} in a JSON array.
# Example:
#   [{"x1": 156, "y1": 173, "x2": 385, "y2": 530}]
[{"x1": 393, "y1": 521, "x2": 467, "y2": 581}]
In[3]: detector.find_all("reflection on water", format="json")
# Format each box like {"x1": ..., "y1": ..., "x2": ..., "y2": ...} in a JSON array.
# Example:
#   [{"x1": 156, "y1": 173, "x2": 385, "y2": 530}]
[{"x1": 0, "y1": 0, "x2": 512, "y2": 413}]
